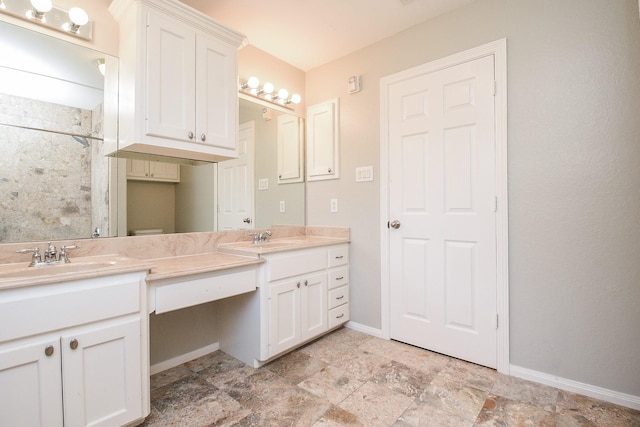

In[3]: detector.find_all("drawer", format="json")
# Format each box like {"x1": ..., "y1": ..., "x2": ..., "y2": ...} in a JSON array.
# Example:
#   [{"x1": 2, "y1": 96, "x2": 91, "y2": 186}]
[
  {"x1": 328, "y1": 267, "x2": 349, "y2": 290},
  {"x1": 154, "y1": 268, "x2": 257, "y2": 314},
  {"x1": 267, "y1": 248, "x2": 328, "y2": 282},
  {"x1": 328, "y1": 303, "x2": 350, "y2": 329},
  {"x1": 328, "y1": 285, "x2": 349, "y2": 310},
  {"x1": 0, "y1": 273, "x2": 143, "y2": 342},
  {"x1": 328, "y1": 246, "x2": 349, "y2": 267}
]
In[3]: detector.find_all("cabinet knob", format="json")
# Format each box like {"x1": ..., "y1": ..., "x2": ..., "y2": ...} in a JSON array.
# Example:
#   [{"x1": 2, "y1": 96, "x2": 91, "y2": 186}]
[
  {"x1": 296, "y1": 281, "x2": 300, "y2": 288},
  {"x1": 44, "y1": 345, "x2": 54, "y2": 357},
  {"x1": 304, "y1": 280, "x2": 308, "y2": 286},
  {"x1": 200, "y1": 134, "x2": 206, "y2": 142},
  {"x1": 328, "y1": 168, "x2": 332, "y2": 173},
  {"x1": 69, "y1": 339, "x2": 78, "y2": 350},
  {"x1": 188, "y1": 131, "x2": 195, "y2": 140}
]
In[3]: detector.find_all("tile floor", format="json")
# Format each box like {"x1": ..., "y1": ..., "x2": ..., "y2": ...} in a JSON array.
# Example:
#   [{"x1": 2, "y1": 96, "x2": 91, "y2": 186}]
[{"x1": 143, "y1": 328, "x2": 640, "y2": 426}]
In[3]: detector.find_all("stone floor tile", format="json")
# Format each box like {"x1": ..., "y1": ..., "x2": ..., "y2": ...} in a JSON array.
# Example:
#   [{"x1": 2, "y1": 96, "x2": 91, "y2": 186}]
[
  {"x1": 265, "y1": 350, "x2": 328, "y2": 384},
  {"x1": 312, "y1": 406, "x2": 365, "y2": 426},
  {"x1": 391, "y1": 345, "x2": 450, "y2": 376},
  {"x1": 474, "y1": 394, "x2": 555, "y2": 426},
  {"x1": 298, "y1": 364, "x2": 365, "y2": 405},
  {"x1": 329, "y1": 347, "x2": 391, "y2": 382},
  {"x1": 432, "y1": 358, "x2": 497, "y2": 392},
  {"x1": 393, "y1": 400, "x2": 474, "y2": 427},
  {"x1": 418, "y1": 380, "x2": 489, "y2": 421},
  {"x1": 556, "y1": 390, "x2": 640, "y2": 427},
  {"x1": 149, "y1": 363, "x2": 194, "y2": 391},
  {"x1": 372, "y1": 360, "x2": 434, "y2": 398},
  {"x1": 490, "y1": 373, "x2": 558, "y2": 412},
  {"x1": 357, "y1": 336, "x2": 409, "y2": 359},
  {"x1": 338, "y1": 381, "x2": 415, "y2": 427}
]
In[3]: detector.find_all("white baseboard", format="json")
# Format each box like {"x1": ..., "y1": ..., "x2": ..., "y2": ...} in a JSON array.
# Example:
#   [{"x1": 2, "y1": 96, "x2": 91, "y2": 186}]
[
  {"x1": 150, "y1": 342, "x2": 220, "y2": 375},
  {"x1": 510, "y1": 365, "x2": 640, "y2": 411},
  {"x1": 345, "y1": 321, "x2": 384, "y2": 338}
]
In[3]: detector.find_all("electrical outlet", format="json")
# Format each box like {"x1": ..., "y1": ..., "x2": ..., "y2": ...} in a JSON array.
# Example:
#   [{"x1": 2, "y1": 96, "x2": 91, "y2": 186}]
[
  {"x1": 330, "y1": 198, "x2": 338, "y2": 213},
  {"x1": 279, "y1": 201, "x2": 286, "y2": 213}
]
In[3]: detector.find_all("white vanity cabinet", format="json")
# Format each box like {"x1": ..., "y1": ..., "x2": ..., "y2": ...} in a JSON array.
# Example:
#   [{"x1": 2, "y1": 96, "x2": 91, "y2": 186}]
[
  {"x1": 0, "y1": 272, "x2": 148, "y2": 427},
  {"x1": 219, "y1": 243, "x2": 350, "y2": 367},
  {"x1": 109, "y1": 0, "x2": 247, "y2": 162}
]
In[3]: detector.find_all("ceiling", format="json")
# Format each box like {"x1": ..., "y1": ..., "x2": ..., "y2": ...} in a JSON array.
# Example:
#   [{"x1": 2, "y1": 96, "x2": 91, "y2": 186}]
[{"x1": 181, "y1": 0, "x2": 477, "y2": 71}]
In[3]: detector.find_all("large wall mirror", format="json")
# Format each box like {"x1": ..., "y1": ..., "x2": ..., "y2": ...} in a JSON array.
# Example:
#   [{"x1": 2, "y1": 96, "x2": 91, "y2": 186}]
[
  {"x1": 0, "y1": 20, "x2": 119, "y2": 243},
  {"x1": 126, "y1": 98, "x2": 305, "y2": 234},
  {"x1": 0, "y1": 19, "x2": 305, "y2": 243}
]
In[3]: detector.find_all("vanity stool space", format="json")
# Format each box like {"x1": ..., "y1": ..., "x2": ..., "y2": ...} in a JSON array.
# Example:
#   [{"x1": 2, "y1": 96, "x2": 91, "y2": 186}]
[
  {"x1": 218, "y1": 242, "x2": 350, "y2": 367},
  {"x1": 0, "y1": 271, "x2": 149, "y2": 427}
]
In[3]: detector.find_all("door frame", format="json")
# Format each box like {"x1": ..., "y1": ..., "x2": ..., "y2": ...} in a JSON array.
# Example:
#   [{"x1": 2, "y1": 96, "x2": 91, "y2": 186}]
[{"x1": 379, "y1": 39, "x2": 510, "y2": 374}]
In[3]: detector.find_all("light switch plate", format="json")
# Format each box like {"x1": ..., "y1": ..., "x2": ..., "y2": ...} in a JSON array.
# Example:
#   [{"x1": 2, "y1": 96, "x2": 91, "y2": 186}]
[
  {"x1": 258, "y1": 178, "x2": 269, "y2": 190},
  {"x1": 355, "y1": 166, "x2": 374, "y2": 182}
]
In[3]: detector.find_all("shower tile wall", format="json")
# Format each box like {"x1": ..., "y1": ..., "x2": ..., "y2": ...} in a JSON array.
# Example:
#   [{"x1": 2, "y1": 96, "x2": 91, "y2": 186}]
[{"x1": 0, "y1": 93, "x2": 103, "y2": 243}]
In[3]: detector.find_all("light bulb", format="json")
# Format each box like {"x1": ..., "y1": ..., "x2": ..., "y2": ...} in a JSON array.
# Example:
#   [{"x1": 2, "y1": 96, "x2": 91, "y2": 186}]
[
  {"x1": 277, "y1": 88, "x2": 289, "y2": 100},
  {"x1": 97, "y1": 59, "x2": 106, "y2": 76},
  {"x1": 0, "y1": 1, "x2": 6, "y2": 10},
  {"x1": 30, "y1": 0, "x2": 52, "y2": 12},
  {"x1": 247, "y1": 76, "x2": 259, "y2": 89},
  {"x1": 290, "y1": 93, "x2": 302, "y2": 104},
  {"x1": 262, "y1": 82, "x2": 274, "y2": 95},
  {"x1": 69, "y1": 7, "x2": 88, "y2": 26}
]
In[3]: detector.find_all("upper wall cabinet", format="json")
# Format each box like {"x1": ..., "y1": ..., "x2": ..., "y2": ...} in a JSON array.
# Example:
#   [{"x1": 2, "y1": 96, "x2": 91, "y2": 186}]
[
  {"x1": 277, "y1": 114, "x2": 304, "y2": 184},
  {"x1": 306, "y1": 98, "x2": 340, "y2": 181},
  {"x1": 109, "y1": 0, "x2": 247, "y2": 162}
]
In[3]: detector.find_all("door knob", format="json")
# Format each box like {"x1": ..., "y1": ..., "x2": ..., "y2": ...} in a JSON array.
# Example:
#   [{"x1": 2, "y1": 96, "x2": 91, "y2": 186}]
[
  {"x1": 390, "y1": 220, "x2": 401, "y2": 229},
  {"x1": 243, "y1": 217, "x2": 251, "y2": 224}
]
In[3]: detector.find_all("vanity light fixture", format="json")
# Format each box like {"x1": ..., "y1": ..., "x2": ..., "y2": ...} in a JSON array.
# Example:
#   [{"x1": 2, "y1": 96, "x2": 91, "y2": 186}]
[
  {"x1": 238, "y1": 76, "x2": 301, "y2": 110},
  {"x1": 0, "y1": 0, "x2": 93, "y2": 40}
]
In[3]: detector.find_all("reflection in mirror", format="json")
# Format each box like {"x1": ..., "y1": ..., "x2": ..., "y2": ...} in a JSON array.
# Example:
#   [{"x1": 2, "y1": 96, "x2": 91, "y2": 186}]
[
  {"x1": 125, "y1": 98, "x2": 305, "y2": 234},
  {"x1": 0, "y1": 20, "x2": 118, "y2": 243}
]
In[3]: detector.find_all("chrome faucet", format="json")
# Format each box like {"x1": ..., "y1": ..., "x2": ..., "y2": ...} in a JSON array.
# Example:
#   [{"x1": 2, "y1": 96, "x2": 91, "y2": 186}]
[
  {"x1": 16, "y1": 242, "x2": 79, "y2": 266},
  {"x1": 249, "y1": 230, "x2": 272, "y2": 244}
]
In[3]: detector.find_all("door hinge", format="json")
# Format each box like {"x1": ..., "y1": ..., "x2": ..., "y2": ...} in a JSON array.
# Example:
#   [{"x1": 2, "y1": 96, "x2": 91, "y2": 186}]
[
  {"x1": 496, "y1": 313, "x2": 499, "y2": 329},
  {"x1": 493, "y1": 80, "x2": 497, "y2": 96},
  {"x1": 494, "y1": 196, "x2": 498, "y2": 212}
]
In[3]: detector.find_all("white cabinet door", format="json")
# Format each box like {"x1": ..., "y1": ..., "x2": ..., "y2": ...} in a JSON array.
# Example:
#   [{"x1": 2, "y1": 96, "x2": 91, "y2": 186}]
[
  {"x1": 268, "y1": 279, "x2": 301, "y2": 357},
  {"x1": 0, "y1": 338, "x2": 63, "y2": 427},
  {"x1": 149, "y1": 160, "x2": 180, "y2": 181},
  {"x1": 306, "y1": 98, "x2": 340, "y2": 181},
  {"x1": 300, "y1": 272, "x2": 328, "y2": 340},
  {"x1": 146, "y1": 11, "x2": 196, "y2": 143},
  {"x1": 62, "y1": 318, "x2": 142, "y2": 427},
  {"x1": 195, "y1": 33, "x2": 237, "y2": 150},
  {"x1": 277, "y1": 114, "x2": 304, "y2": 184}
]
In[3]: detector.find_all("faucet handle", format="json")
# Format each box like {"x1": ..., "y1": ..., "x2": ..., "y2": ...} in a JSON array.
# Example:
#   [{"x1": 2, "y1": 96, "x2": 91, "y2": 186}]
[
  {"x1": 263, "y1": 230, "x2": 272, "y2": 242},
  {"x1": 59, "y1": 245, "x2": 79, "y2": 263},
  {"x1": 16, "y1": 247, "x2": 42, "y2": 266}
]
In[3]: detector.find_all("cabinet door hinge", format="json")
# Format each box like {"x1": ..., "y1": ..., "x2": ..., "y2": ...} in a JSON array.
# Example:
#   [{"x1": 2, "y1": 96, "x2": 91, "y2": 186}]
[
  {"x1": 494, "y1": 196, "x2": 498, "y2": 213},
  {"x1": 495, "y1": 313, "x2": 499, "y2": 329}
]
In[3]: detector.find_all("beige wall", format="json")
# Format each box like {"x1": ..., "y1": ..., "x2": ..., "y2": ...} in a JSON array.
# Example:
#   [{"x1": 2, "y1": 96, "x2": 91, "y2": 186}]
[{"x1": 305, "y1": 0, "x2": 640, "y2": 397}]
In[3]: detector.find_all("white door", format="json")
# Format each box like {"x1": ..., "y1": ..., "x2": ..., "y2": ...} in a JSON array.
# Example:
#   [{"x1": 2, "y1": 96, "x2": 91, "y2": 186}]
[
  {"x1": 217, "y1": 121, "x2": 255, "y2": 230},
  {"x1": 387, "y1": 55, "x2": 497, "y2": 368}
]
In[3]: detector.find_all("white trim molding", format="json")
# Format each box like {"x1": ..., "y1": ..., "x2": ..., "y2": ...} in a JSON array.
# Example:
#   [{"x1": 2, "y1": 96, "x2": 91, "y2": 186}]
[
  {"x1": 379, "y1": 38, "x2": 510, "y2": 374},
  {"x1": 345, "y1": 321, "x2": 384, "y2": 339},
  {"x1": 150, "y1": 342, "x2": 219, "y2": 375},
  {"x1": 511, "y1": 365, "x2": 640, "y2": 411}
]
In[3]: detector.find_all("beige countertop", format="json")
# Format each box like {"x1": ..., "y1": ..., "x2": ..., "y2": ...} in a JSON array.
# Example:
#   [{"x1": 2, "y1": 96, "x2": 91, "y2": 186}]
[
  {"x1": 217, "y1": 236, "x2": 350, "y2": 256},
  {"x1": 0, "y1": 254, "x2": 155, "y2": 290},
  {"x1": 146, "y1": 252, "x2": 264, "y2": 282}
]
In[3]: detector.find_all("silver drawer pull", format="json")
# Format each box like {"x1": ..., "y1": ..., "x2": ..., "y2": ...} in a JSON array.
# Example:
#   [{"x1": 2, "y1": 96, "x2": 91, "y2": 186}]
[
  {"x1": 335, "y1": 255, "x2": 344, "y2": 259},
  {"x1": 336, "y1": 313, "x2": 345, "y2": 319},
  {"x1": 336, "y1": 295, "x2": 344, "y2": 300},
  {"x1": 336, "y1": 276, "x2": 344, "y2": 280}
]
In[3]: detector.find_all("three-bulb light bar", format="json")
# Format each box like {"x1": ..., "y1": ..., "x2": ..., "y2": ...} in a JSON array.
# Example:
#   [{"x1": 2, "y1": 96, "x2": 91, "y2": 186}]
[
  {"x1": 239, "y1": 76, "x2": 302, "y2": 109},
  {"x1": 0, "y1": 0, "x2": 93, "y2": 40}
]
